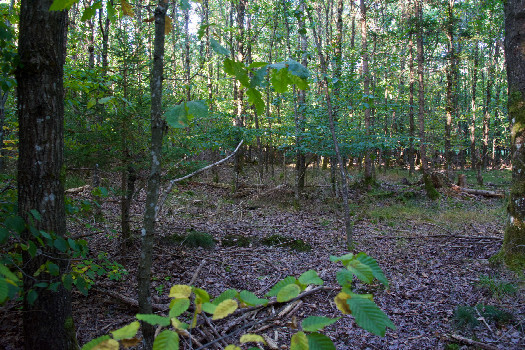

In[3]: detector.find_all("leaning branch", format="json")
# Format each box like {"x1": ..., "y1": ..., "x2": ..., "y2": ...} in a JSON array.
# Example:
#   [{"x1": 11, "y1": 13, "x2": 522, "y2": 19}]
[{"x1": 155, "y1": 140, "x2": 244, "y2": 217}]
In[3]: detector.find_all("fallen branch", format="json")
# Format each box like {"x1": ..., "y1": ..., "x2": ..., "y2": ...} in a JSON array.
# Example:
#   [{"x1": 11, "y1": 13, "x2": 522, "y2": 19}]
[
  {"x1": 156, "y1": 140, "x2": 244, "y2": 217},
  {"x1": 368, "y1": 233, "x2": 502, "y2": 241},
  {"x1": 65, "y1": 184, "x2": 91, "y2": 194},
  {"x1": 447, "y1": 334, "x2": 499, "y2": 350},
  {"x1": 451, "y1": 185, "x2": 505, "y2": 198},
  {"x1": 92, "y1": 287, "x2": 168, "y2": 312}
]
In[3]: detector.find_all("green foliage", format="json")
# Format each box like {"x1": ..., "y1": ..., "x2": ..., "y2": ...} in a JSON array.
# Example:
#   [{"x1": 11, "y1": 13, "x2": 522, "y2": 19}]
[
  {"x1": 453, "y1": 304, "x2": 514, "y2": 331},
  {"x1": 183, "y1": 230, "x2": 216, "y2": 249},
  {"x1": 83, "y1": 253, "x2": 393, "y2": 349},
  {"x1": 222, "y1": 234, "x2": 253, "y2": 247},
  {"x1": 261, "y1": 234, "x2": 312, "y2": 252},
  {"x1": 477, "y1": 275, "x2": 518, "y2": 298},
  {"x1": 165, "y1": 101, "x2": 208, "y2": 129}
]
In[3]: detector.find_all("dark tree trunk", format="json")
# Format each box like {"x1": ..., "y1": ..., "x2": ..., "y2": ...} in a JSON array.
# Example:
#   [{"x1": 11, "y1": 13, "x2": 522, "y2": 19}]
[
  {"x1": 361, "y1": 0, "x2": 374, "y2": 185},
  {"x1": 16, "y1": 1, "x2": 77, "y2": 349},
  {"x1": 408, "y1": 34, "x2": 415, "y2": 175},
  {"x1": 503, "y1": 0, "x2": 525, "y2": 267},
  {"x1": 137, "y1": 2, "x2": 166, "y2": 348}
]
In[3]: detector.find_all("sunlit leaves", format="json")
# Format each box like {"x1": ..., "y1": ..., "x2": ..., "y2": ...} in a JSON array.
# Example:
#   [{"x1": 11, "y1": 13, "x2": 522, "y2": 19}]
[
  {"x1": 266, "y1": 276, "x2": 297, "y2": 297},
  {"x1": 81, "y1": 1, "x2": 102, "y2": 22},
  {"x1": 165, "y1": 16, "x2": 173, "y2": 35},
  {"x1": 291, "y1": 331, "x2": 309, "y2": 350},
  {"x1": 238, "y1": 290, "x2": 268, "y2": 306},
  {"x1": 277, "y1": 283, "x2": 301, "y2": 302},
  {"x1": 136, "y1": 314, "x2": 170, "y2": 327},
  {"x1": 212, "y1": 299, "x2": 238, "y2": 320},
  {"x1": 240, "y1": 334, "x2": 266, "y2": 344},
  {"x1": 120, "y1": 0, "x2": 134, "y2": 17},
  {"x1": 169, "y1": 285, "x2": 192, "y2": 298},
  {"x1": 80, "y1": 335, "x2": 111, "y2": 350},
  {"x1": 152, "y1": 330, "x2": 179, "y2": 350},
  {"x1": 49, "y1": 0, "x2": 78, "y2": 11},
  {"x1": 111, "y1": 321, "x2": 140, "y2": 340},
  {"x1": 210, "y1": 37, "x2": 230, "y2": 55},
  {"x1": 298, "y1": 270, "x2": 323, "y2": 286}
]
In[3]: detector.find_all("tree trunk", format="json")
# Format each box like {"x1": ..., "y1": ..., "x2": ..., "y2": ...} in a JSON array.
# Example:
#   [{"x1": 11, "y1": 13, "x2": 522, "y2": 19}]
[
  {"x1": 503, "y1": 0, "x2": 525, "y2": 267},
  {"x1": 137, "y1": 2, "x2": 166, "y2": 348},
  {"x1": 16, "y1": 1, "x2": 77, "y2": 348},
  {"x1": 444, "y1": 0, "x2": 456, "y2": 172},
  {"x1": 470, "y1": 44, "x2": 479, "y2": 170},
  {"x1": 482, "y1": 42, "x2": 499, "y2": 169},
  {"x1": 361, "y1": 0, "x2": 374, "y2": 185},
  {"x1": 308, "y1": 8, "x2": 353, "y2": 249},
  {"x1": 408, "y1": 34, "x2": 415, "y2": 175}
]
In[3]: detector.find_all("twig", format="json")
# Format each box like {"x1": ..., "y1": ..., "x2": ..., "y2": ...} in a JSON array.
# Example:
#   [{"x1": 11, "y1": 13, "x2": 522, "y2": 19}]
[
  {"x1": 92, "y1": 287, "x2": 168, "y2": 312},
  {"x1": 156, "y1": 140, "x2": 244, "y2": 217},
  {"x1": 189, "y1": 259, "x2": 207, "y2": 286},
  {"x1": 447, "y1": 334, "x2": 499, "y2": 350},
  {"x1": 475, "y1": 307, "x2": 495, "y2": 336}
]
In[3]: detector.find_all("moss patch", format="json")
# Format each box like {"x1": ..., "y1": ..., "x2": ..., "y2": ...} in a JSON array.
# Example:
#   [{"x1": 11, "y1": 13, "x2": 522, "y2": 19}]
[
  {"x1": 222, "y1": 234, "x2": 253, "y2": 247},
  {"x1": 261, "y1": 234, "x2": 312, "y2": 252}
]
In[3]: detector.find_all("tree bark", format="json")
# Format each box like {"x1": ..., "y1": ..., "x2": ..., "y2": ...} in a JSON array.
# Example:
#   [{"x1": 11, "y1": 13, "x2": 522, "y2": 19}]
[
  {"x1": 137, "y1": 2, "x2": 166, "y2": 348},
  {"x1": 444, "y1": 0, "x2": 456, "y2": 172},
  {"x1": 503, "y1": 0, "x2": 525, "y2": 267},
  {"x1": 16, "y1": 1, "x2": 77, "y2": 348},
  {"x1": 361, "y1": 0, "x2": 374, "y2": 185}
]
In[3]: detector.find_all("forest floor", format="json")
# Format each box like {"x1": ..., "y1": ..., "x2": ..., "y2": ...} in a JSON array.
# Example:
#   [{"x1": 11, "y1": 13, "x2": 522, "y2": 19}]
[{"x1": 1, "y1": 166, "x2": 524, "y2": 350}]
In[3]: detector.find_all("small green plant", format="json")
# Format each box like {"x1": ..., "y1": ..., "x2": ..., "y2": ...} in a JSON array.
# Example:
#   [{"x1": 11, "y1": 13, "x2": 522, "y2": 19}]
[
  {"x1": 222, "y1": 234, "x2": 252, "y2": 247},
  {"x1": 452, "y1": 305, "x2": 479, "y2": 330},
  {"x1": 155, "y1": 284, "x2": 165, "y2": 296},
  {"x1": 445, "y1": 343, "x2": 460, "y2": 350},
  {"x1": 81, "y1": 252, "x2": 394, "y2": 350},
  {"x1": 261, "y1": 234, "x2": 312, "y2": 252},
  {"x1": 184, "y1": 230, "x2": 216, "y2": 249},
  {"x1": 475, "y1": 304, "x2": 513, "y2": 326},
  {"x1": 477, "y1": 275, "x2": 518, "y2": 298}
]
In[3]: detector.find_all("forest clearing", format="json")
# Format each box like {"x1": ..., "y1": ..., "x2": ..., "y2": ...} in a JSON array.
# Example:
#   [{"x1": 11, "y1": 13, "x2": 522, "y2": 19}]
[
  {"x1": 1, "y1": 0, "x2": 525, "y2": 349},
  {"x1": 2, "y1": 166, "x2": 523, "y2": 349}
]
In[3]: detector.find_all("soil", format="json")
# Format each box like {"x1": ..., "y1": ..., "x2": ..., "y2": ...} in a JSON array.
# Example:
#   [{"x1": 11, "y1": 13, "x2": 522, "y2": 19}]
[{"x1": 1, "y1": 167, "x2": 523, "y2": 350}]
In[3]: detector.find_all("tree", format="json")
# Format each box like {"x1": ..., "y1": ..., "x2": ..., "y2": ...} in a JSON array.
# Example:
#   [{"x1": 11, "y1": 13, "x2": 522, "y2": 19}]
[
  {"x1": 137, "y1": 1, "x2": 167, "y2": 348},
  {"x1": 16, "y1": 0, "x2": 77, "y2": 348},
  {"x1": 503, "y1": 0, "x2": 525, "y2": 268}
]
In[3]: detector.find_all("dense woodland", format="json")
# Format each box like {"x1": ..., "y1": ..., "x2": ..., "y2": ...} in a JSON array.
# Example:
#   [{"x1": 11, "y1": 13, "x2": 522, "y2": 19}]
[{"x1": 0, "y1": 0, "x2": 524, "y2": 349}]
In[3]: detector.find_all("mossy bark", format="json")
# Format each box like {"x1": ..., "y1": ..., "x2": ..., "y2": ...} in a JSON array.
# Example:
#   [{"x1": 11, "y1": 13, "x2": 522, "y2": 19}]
[{"x1": 503, "y1": 0, "x2": 525, "y2": 269}]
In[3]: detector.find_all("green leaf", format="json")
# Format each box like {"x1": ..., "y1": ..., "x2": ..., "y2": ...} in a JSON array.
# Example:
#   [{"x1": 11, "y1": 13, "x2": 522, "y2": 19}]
[
  {"x1": 270, "y1": 67, "x2": 291, "y2": 93},
  {"x1": 193, "y1": 287, "x2": 210, "y2": 304},
  {"x1": 201, "y1": 302, "x2": 216, "y2": 314},
  {"x1": 62, "y1": 273, "x2": 73, "y2": 290},
  {"x1": 47, "y1": 262, "x2": 60, "y2": 276},
  {"x1": 246, "y1": 88, "x2": 265, "y2": 115},
  {"x1": 54, "y1": 237, "x2": 68, "y2": 253},
  {"x1": 98, "y1": 96, "x2": 114, "y2": 104},
  {"x1": 0, "y1": 278, "x2": 8, "y2": 303},
  {"x1": 153, "y1": 330, "x2": 179, "y2": 350},
  {"x1": 335, "y1": 269, "x2": 353, "y2": 288},
  {"x1": 240, "y1": 334, "x2": 266, "y2": 344},
  {"x1": 186, "y1": 100, "x2": 208, "y2": 119},
  {"x1": 106, "y1": 1, "x2": 117, "y2": 24},
  {"x1": 49, "y1": 0, "x2": 78, "y2": 11},
  {"x1": 210, "y1": 37, "x2": 230, "y2": 55},
  {"x1": 0, "y1": 228, "x2": 9, "y2": 244},
  {"x1": 249, "y1": 62, "x2": 268, "y2": 69},
  {"x1": 212, "y1": 299, "x2": 238, "y2": 320},
  {"x1": 356, "y1": 252, "x2": 388, "y2": 288},
  {"x1": 250, "y1": 66, "x2": 268, "y2": 88},
  {"x1": 301, "y1": 316, "x2": 340, "y2": 332},
  {"x1": 277, "y1": 283, "x2": 301, "y2": 302},
  {"x1": 239, "y1": 290, "x2": 268, "y2": 306},
  {"x1": 223, "y1": 58, "x2": 250, "y2": 87},
  {"x1": 28, "y1": 241, "x2": 37, "y2": 258},
  {"x1": 212, "y1": 289, "x2": 238, "y2": 305},
  {"x1": 329, "y1": 253, "x2": 354, "y2": 265},
  {"x1": 0, "y1": 265, "x2": 18, "y2": 282},
  {"x1": 136, "y1": 314, "x2": 171, "y2": 327},
  {"x1": 346, "y1": 259, "x2": 374, "y2": 284},
  {"x1": 81, "y1": 335, "x2": 111, "y2": 350},
  {"x1": 266, "y1": 276, "x2": 297, "y2": 297},
  {"x1": 290, "y1": 331, "x2": 309, "y2": 350},
  {"x1": 346, "y1": 296, "x2": 395, "y2": 337},
  {"x1": 169, "y1": 298, "x2": 190, "y2": 318},
  {"x1": 307, "y1": 332, "x2": 336, "y2": 350},
  {"x1": 81, "y1": 1, "x2": 102, "y2": 21},
  {"x1": 27, "y1": 289, "x2": 38, "y2": 305},
  {"x1": 298, "y1": 270, "x2": 323, "y2": 286},
  {"x1": 111, "y1": 321, "x2": 140, "y2": 340},
  {"x1": 5, "y1": 216, "x2": 26, "y2": 234},
  {"x1": 180, "y1": 0, "x2": 190, "y2": 11},
  {"x1": 30, "y1": 209, "x2": 41, "y2": 221}
]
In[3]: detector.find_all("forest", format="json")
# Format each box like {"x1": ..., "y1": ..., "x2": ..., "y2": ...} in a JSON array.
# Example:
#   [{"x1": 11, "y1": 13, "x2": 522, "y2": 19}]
[{"x1": 0, "y1": 0, "x2": 524, "y2": 349}]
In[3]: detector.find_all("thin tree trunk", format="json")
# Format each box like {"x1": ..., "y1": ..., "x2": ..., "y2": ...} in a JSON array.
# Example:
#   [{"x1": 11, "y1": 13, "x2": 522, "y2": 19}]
[
  {"x1": 137, "y1": 2, "x2": 166, "y2": 348},
  {"x1": 482, "y1": 42, "x2": 498, "y2": 169},
  {"x1": 308, "y1": 8, "x2": 353, "y2": 249},
  {"x1": 361, "y1": 0, "x2": 373, "y2": 185},
  {"x1": 444, "y1": 0, "x2": 456, "y2": 172},
  {"x1": 470, "y1": 44, "x2": 479, "y2": 169},
  {"x1": 408, "y1": 34, "x2": 415, "y2": 175}
]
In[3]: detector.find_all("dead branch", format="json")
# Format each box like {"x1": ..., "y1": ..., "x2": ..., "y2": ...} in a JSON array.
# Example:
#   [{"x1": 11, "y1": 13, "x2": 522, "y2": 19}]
[
  {"x1": 156, "y1": 140, "x2": 244, "y2": 217},
  {"x1": 92, "y1": 287, "x2": 168, "y2": 312},
  {"x1": 65, "y1": 184, "x2": 91, "y2": 194},
  {"x1": 368, "y1": 233, "x2": 502, "y2": 241},
  {"x1": 447, "y1": 334, "x2": 499, "y2": 350},
  {"x1": 451, "y1": 184, "x2": 505, "y2": 198},
  {"x1": 189, "y1": 259, "x2": 207, "y2": 286}
]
